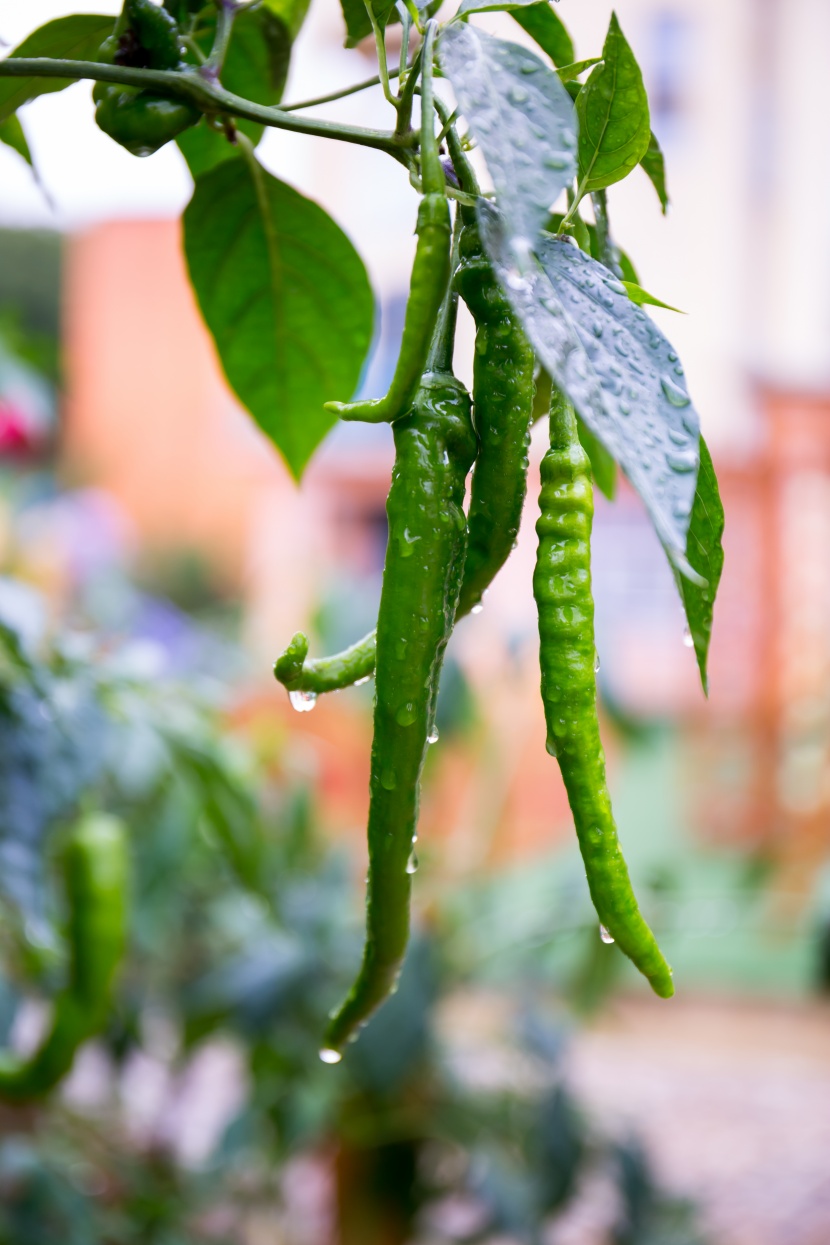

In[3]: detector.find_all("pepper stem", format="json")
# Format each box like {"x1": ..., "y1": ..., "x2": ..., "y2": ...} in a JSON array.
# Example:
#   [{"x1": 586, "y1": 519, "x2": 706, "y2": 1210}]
[
  {"x1": 548, "y1": 385, "x2": 578, "y2": 452},
  {"x1": 419, "y1": 20, "x2": 444, "y2": 196},
  {"x1": 426, "y1": 206, "x2": 462, "y2": 374}
]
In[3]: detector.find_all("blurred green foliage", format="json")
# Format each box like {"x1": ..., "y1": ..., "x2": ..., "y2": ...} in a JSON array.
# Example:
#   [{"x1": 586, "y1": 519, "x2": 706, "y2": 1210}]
[{"x1": 0, "y1": 587, "x2": 709, "y2": 1244}]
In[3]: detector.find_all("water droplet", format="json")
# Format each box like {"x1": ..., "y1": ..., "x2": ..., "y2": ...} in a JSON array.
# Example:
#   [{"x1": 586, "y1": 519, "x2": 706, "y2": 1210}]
[
  {"x1": 667, "y1": 351, "x2": 678, "y2": 362},
  {"x1": 506, "y1": 268, "x2": 530, "y2": 292},
  {"x1": 683, "y1": 624, "x2": 694, "y2": 648},
  {"x1": 667, "y1": 449, "x2": 698, "y2": 473},
  {"x1": 509, "y1": 85, "x2": 529, "y2": 104},
  {"x1": 381, "y1": 768, "x2": 397, "y2": 790},
  {"x1": 289, "y1": 689, "x2": 317, "y2": 713},
  {"x1": 619, "y1": 402, "x2": 631, "y2": 416},
  {"x1": 427, "y1": 726, "x2": 439, "y2": 744},
  {"x1": 605, "y1": 277, "x2": 626, "y2": 295},
  {"x1": 545, "y1": 737, "x2": 558, "y2": 757},
  {"x1": 396, "y1": 702, "x2": 417, "y2": 727},
  {"x1": 319, "y1": 1048, "x2": 342, "y2": 1064},
  {"x1": 544, "y1": 154, "x2": 569, "y2": 170},
  {"x1": 594, "y1": 651, "x2": 601, "y2": 672},
  {"x1": 355, "y1": 675, "x2": 371, "y2": 687},
  {"x1": 406, "y1": 849, "x2": 419, "y2": 875},
  {"x1": 471, "y1": 602, "x2": 484, "y2": 615},
  {"x1": 592, "y1": 321, "x2": 604, "y2": 338},
  {"x1": 599, "y1": 924, "x2": 615, "y2": 945},
  {"x1": 660, "y1": 376, "x2": 691, "y2": 408}
]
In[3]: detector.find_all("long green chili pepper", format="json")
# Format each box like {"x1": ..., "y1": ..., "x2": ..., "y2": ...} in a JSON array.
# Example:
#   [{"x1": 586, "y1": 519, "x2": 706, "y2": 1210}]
[
  {"x1": 321, "y1": 233, "x2": 476, "y2": 1059},
  {"x1": 324, "y1": 22, "x2": 450, "y2": 426},
  {"x1": 454, "y1": 208, "x2": 535, "y2": 616},
  {"x1": 534, "y1": 390, "x2": 674, "y2": 999},
  {"x1": 0, "y1": 814, "x2": 129, "y2": 1102},
  {"x1": 275, "y1": 210, "x2": 535, "y2": 695}
]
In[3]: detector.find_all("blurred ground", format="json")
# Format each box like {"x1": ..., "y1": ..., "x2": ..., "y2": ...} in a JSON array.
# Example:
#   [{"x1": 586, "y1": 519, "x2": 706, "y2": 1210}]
[{"x1": 567, "y1": 995, "x2": 830, "y2": 1245}]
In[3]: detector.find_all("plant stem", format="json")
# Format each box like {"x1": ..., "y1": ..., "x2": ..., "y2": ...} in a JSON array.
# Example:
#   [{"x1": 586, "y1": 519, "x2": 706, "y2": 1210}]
[
  {"x1": 203, "y1": 1, "x2": 236, "y2": 80},
  {"x1": 366, "y1": 3, "x2": 397, "y2": 107},
  {"x1": 0, "y1": 59, "x2": 413, "y2": 160},
  {"x1": 397, "y1": 3, "x2": 412, "y2": 84},
  {"x1": 282, "y1": 65, "x2": 403, "y2": 111},
  {"x1": 419, "y1": 21, "x2": 442, "y2": 195},
  {"x1": 426, "y1": 207, "x2": 462, "y2": 373},
  {"x1": 433, "y1": 94, "x2": 479, "y2": 196},
  {"x1": 394, "y1": 44, "x2": 421, "y2": 139}
]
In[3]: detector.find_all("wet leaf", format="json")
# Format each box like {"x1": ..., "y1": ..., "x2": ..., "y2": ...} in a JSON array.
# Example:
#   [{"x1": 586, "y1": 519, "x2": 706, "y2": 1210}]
[
  {"x1": 478, "y1": 201, "x2": 701, "y2": 571},
  {"x1": 440, "y1": 23, "x2": 577, "y2": 247},
  {"x1": 675, "y1": 437, "x2": 724, "y2": 694},
  {"x1": 622, "y1": 281, "x2": 684, "y2": 314}
]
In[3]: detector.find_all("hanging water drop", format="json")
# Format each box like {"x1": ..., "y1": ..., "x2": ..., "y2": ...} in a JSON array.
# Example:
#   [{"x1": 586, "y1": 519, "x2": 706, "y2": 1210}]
[
  {"x1": 683, "y1": 624, "x2": 694, "y2": 648},
  {"x1": 406, "y1": 849, "x2": 419, "y2": 875},
  {"x1": 660, "y1": 376, "x2": 691, "y2": 408},
  {"x1": 355, "y1": 675, "x2": 371, "y2": 687},
  {"x1": 594, "y1": 651, "x2": 601, "y2": 673},
  {"x1": 319, "y1": 1048, "x2": 342, "y2": 1064},
  {"x1": 599, "y1": 924, "x2": 615, "y2": 945},
  {"x1": 427, "y1": 726, "x2": 440, "y2": 744},
  {"x1": 471, "y1": 601, "x2": 484, "y2": 615},
  {"x1": 289, "y1": 689, "x2": 317, "y2": 713}
]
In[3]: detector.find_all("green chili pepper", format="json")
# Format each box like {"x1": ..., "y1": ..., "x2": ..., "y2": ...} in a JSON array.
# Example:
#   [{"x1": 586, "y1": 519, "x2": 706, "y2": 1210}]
[
  {"x1": 324, "y1": 22, "x2": 450, "y2": 426},
  {"x1": 534, "y1": 389, "x2": 674, "y2": 999},
  {"x1": 322, "y1": 222, "x2": 476, "y2": 1058},
  {"x1": 93, "y1": 3, "x2": 199, "y2": 157},
  {"x1": 454, "y1": 208, "x2": 535, "y2": 616},
  {"x1": 0, "y1": 814, "x2": 129, "y2": 1102},
  {"x1": 275, "y1": 212, "x2": 535, "y2": 696}
]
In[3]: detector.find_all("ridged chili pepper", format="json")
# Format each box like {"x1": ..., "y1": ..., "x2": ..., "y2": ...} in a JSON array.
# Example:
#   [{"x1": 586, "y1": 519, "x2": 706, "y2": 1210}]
[
  {"x1": 324, "y1": 22, "x2": 450, "y2": 426},
  {"x1": 534, "y1": 389, "x2": 674, "y2": 999},
  {"x1": 0, "y1": 814, "x2": 129, "y2": 1101},
  {"x1": 275, "y1": 210, "x2": 535, "y2": 696},
  {"x1": 322, "y1": 206, "x2": 476, "y2": 1056},
  {"x1": 93, "y1": 2, "x2": 199, "y2": 157}
]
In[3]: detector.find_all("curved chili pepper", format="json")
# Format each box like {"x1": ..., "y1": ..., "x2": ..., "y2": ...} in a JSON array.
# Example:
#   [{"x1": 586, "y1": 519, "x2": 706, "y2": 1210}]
[
  {"x1": 324, "y1": 22, "x2": 450, "y2": 426},
  {"x1": 322, "y1": 207, "x2": 476, "y2": 1055},
  {"x1": 0, "y1": 814, "x2": 129, "y2": 1102},
  {"x1": 275, "y1": 211, "x2": 535, "y2": 696},
  {"x1": 534, "y1": 389, "x2": 674, "y2": 999}
]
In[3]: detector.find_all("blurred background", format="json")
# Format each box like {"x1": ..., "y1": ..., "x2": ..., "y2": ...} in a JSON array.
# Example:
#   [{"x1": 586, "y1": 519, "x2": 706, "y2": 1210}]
[{"x1": 0, "y1": 0, "x2": 829, "y2": 1242}]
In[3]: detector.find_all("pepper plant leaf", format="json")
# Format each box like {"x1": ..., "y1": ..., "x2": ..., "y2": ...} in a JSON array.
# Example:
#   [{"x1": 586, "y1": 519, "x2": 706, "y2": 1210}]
[
  {"x1": 622, "y1": 281, "x2": 684, "y2": 314},
  {"x1": 675, "y1": 437, "x2": 724, "y2": 694},
  {"x1": 0, "y1": 115, "x2": 32, "y2": 167},
  {"x1": 510, "y1": 4, "x2": 574, "y2": 67},
  {"x1": 183, "y1": 153, "x2": 375, "y2": 480},
  {"x1": 478, "y1": 201, "x2": 701, "y2": 574},
  {"x1": 641, "y1": 130, "x2": 669, "y2": 213},
  {"x1": 557, "y1": 58, "x2": 602, "y2": 85},
  {"x1": 0, "y1": 15, "x2": 114, "y2": 124},
  {"x1": 577, "y1": 418, "x2": 616, "y2": 500},
  {"x1": 178, "y1": 8, "x2": 299, "y2": 178},
  {"x1": 338, "y1": 0, "x2": 399, "y2": 48},
  {"x1": 575, "y1": 12, "x2": 650, "y2": 195},
  {"x1": 440, "y1": 23, "x2": 577, "y2": 248}
]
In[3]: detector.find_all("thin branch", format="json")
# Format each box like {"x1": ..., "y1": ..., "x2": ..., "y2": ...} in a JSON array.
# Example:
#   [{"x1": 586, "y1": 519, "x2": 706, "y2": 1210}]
[
  {"x1": 0, "y1": 59, "x2": 414, "y2": 160},
  {"x1": 282, "y1": 65, "x2": 403, "y2": 112}
]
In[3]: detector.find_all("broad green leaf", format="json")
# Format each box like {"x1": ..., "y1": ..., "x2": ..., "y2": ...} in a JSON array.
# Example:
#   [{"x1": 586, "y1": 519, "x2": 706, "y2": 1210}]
[
  {"x1": 510, "y1": 4, "x2": 574, "y2": 67},
  {"x1": 0, "y1": 15, "x2": 113, "y2": 124},
  {"x1": 577, "y1": 417, "x2": 616, "y2": 500},
  {"x1": 675, "y1": 436, "x2": 724, "y2": 694},
  {"x1": 622, "y1": 281, "x2": 684, "y2": 314},
  {"x1": 575, "y1": 12, "x2": 650, "y2": 195},
  {"x1": 339, "y1": 0, "x2": 399, "y2": 48},
  {"x1": 641, "y1": 130, "x2": 669, "y2": 214},
  {"x1": 183, "y1": 154, "x2": 375, "y2": 479},
  {"x1": 261, "y1": 0, "x2": 314, "y2": 40},
  {"x1": 549, "y1": 211, "x2": 640, "y2": 283},
  {"x1": 0, "y1": 115, "x2": 32, "y2": 166},
  {"x1": 440, "y1": 23, "x2": 577, "y2": 247},
  {"x1": 178, "y1": 8, "x2": 298, "y2": 178},
  {"x1": 478, "y1": 201, "x2": 700, "y2": 571}
]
